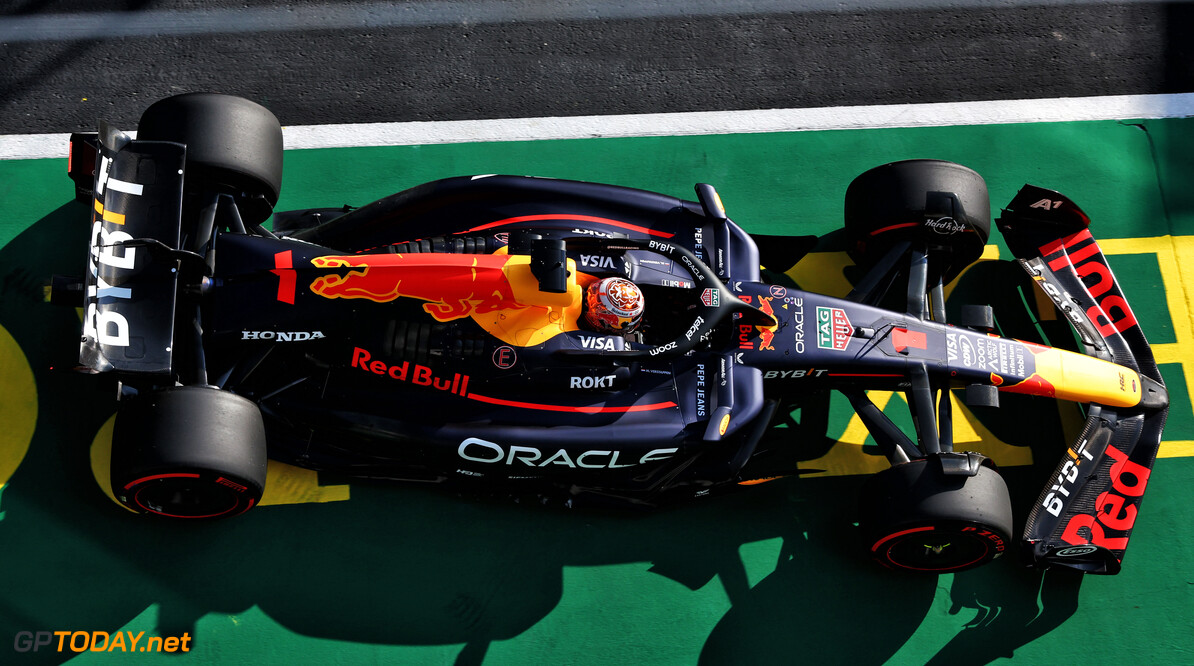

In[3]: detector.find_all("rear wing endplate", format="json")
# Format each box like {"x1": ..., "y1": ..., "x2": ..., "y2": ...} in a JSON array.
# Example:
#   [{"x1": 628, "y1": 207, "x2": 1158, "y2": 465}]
[{"x1": 79, "y1": 126, "x2": 186, "y2": 374}]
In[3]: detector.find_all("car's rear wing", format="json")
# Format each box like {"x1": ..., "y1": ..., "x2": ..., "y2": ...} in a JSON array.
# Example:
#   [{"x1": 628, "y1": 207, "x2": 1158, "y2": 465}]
[
  {"x1": 77, "y1": 126, "x2": 186, "y2": 374},
  {"x1": 998, "y1": 185, "x2": 1169, "y2": 574}
]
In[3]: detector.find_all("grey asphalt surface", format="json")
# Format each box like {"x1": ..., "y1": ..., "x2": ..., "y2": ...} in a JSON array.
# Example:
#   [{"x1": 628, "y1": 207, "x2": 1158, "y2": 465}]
[{"x1": 1, "y1": 1, "x2": 1192, "y2": 134}]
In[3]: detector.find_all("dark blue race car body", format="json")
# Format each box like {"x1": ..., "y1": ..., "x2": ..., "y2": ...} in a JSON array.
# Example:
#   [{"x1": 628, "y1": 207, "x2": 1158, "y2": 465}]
[{"x1": 61, "y1": 95, "x2": 1169, "y2": 575}]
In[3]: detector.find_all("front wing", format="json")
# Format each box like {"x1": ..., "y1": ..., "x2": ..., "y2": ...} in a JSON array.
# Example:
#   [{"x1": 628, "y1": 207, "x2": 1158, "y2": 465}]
[{"x1": 999, "y1": 185, "x2": 1169, "y2": 574}]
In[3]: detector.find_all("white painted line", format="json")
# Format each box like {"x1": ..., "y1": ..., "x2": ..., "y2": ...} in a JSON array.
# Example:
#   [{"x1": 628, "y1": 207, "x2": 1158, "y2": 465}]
[
  {"x1": 283, "y1": 94, "x2": 1194, "y2": 150},
  {"x1": 4, "y1": 93, "x2": 1192, "y2": 161},
  {"x1": 1, "y1": 134, "x2": 73, "y2": 161}
]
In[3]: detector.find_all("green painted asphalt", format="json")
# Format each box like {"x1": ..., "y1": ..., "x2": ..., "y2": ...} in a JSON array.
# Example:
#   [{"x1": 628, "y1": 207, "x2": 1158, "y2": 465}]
[{"x1": 1, "y1": 118, "x2": 1192, "y2": 664}]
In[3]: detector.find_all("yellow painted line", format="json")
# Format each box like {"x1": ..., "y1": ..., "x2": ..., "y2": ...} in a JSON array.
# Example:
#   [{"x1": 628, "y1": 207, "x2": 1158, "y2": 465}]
[
  {"x1": 1101, "y1": 236, "x2": 1194, "y2": 460},
  {"x1": 0, "y1": 324, "x2": 38, "y2": 504},
  {"x1": 1159, "y1": 440, "x2": 1194, "y2": 459},
  {"x1": 784, "y1": 250, "x2": 854, "y2": 299},
  {"x1": 797, "y1": 389, "x2": 1036, "y2": 477},
  {"x1": 798, "y1": 391, "x2": 899, "y2": 478},
  {"x1": 89, "y1": 415, "x2": 137, "y2": 513},
  {"x1": 259, "y1": 461, "x2": 350, "y2": 506}
]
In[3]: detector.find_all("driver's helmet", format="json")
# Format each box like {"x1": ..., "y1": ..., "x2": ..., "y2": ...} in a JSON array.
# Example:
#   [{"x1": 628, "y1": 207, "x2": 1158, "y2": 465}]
[{"x1": 584, "y1": 277, "x2": 645, "y2": 334}]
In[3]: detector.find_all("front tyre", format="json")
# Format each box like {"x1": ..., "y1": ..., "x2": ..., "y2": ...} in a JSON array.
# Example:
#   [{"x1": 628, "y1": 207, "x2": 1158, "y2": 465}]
[
  {"x1": 845, "y1": 159, "x2": 990, "y2": 286},
  {"x1": 111, "y1": 386, "x2": 267, "y2": 519},
  {"x1": 859, "y1": 457, "x2": 1013, "y2": 572}
]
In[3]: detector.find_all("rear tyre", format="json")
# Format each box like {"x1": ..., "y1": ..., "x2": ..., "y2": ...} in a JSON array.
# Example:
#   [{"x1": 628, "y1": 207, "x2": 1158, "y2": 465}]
[
  {"x1": 110, "y1": 386, "x2": 267, "y2": 519},
  {"x1": 138, "y1": 92, "x2": 283, "y2": 225},
  {"x1": 845, "y1": 159, "x2": 990, "y2": 286},
  {"x1": 859, "y1": 457, "x2": 1013, "y2": 572}
]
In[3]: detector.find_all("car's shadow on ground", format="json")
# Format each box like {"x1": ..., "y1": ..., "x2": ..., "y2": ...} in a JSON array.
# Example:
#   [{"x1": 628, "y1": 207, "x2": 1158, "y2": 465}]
[{"x1": 1, "y1": 204, "x2": 1082, "y2": 665}]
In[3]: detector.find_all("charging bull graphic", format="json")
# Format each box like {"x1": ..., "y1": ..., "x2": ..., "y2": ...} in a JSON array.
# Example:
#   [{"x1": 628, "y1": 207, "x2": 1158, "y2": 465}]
[
  {"x1": 756, "y1": 297, "x2": 777, "y2": 350},
  {"x1": 310, "y1": 254, "x2": 527, "y2": 321},
  {"x1": 306, "y1": 253, "x2": 583, "y2": 347}
]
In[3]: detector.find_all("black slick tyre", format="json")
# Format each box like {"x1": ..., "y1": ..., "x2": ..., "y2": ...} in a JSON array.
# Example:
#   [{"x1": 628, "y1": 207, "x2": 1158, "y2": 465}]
[
  {"x1": 845, "y1": 159, "x2": 990, "y2": 285},
  {"x1": 137, "y1": 92, "x2": 283, "y2": 224},
  {"x1": 859, "y1": 457, "x2": 1013, "y2": 573},
  {"x1": 110, "y1": 386, "x2": 267, "y2": 519}
]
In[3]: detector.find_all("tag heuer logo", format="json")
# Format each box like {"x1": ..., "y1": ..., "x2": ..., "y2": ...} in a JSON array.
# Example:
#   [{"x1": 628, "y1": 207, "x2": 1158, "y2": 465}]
[
  {"x1": 701, "y1": 288, "x2": 719, "y2": 307},
  {"x1": 816, "y1": 306, "x2": 852, "y2": 351}
]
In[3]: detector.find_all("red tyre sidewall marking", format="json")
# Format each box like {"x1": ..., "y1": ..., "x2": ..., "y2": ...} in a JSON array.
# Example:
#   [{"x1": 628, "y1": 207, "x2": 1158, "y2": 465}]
[
  {"x1": 872, "y1": 525, "x2": 992, "y2": 572},
  {"x1": 127, "y1": 473, "x2": 250, "y2": 519}
]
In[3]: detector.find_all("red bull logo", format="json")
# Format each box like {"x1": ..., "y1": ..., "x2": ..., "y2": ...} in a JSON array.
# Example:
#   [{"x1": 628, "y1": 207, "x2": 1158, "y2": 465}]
[
  {"x1": 737, "y1": 324, "x2": 754, "y2": 350},
  {"x1": 757, "y1": 297, "x2": 777, "y2": 350},
  {"x1": 309, "y1": 254, "x2": 527, "y2": 322},
  {"x1": 352, "y1": 347, "x2": 470, "y2": 397},
  {"x1": 734, "y1": 295, "x2": 778, "y2": 351}
]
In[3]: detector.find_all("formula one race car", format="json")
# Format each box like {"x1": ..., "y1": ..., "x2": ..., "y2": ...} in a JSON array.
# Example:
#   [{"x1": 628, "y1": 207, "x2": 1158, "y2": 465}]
[{"x1": 59, "y1": 93, "x2": 1168, "y2": 575}]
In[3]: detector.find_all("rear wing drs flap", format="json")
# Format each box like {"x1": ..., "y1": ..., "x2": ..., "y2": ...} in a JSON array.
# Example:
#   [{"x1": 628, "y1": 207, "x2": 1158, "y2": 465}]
[
  {"x1": 998, "y1": 185, "x2": 1169, "y2": 574},
  {"x1": 78, "y1": 125, "x2": 186, "y2": 374}
]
